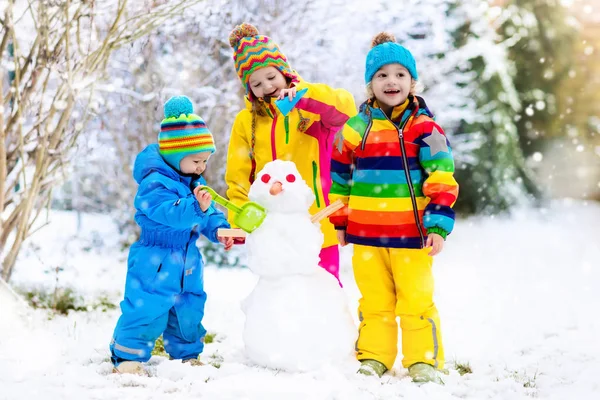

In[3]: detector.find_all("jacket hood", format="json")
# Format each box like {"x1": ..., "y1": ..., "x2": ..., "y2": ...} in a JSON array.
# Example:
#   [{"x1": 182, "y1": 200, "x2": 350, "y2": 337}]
[{"x1": 133, "y1": 144, "x2": 182, "y2": 184}]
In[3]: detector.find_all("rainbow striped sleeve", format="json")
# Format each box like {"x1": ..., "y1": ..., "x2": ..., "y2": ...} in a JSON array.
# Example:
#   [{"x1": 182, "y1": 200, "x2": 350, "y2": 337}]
[
  {"x1": 418, "y1": 121, "x2": 459, "y2": 238},
  {"x1": 329, "y1": 115, "x2": 366, "y2": 228}
]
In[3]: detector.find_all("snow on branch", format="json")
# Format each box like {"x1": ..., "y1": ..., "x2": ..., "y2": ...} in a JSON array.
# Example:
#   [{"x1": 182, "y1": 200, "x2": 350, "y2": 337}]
[{"x1": 0, "y1": 0, "x2": 204, "y2": 281}]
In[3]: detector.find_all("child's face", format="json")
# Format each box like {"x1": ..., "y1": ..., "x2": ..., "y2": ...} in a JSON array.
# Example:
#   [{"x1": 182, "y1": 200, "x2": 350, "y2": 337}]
[
  {"x1": 249, "y1": 67, "x2": 288, "y2": 99},
  {"x1": 180, "y1": 152, "x2": 211, "y2": 175},
  {"x1": 371, "y1": 63, "x2": 412, "y2": 112}
]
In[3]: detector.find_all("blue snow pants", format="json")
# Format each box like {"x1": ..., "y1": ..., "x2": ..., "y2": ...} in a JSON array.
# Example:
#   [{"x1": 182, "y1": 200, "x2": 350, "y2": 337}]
[{"x1": 110, "y1": 233, "x2": 206, "y2": 364}]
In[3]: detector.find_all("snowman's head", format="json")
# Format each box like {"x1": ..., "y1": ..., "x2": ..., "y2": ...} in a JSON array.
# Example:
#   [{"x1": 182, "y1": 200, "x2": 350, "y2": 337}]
[{"x1": 249, "y1": 160, "x2": 314, "y2": 213}]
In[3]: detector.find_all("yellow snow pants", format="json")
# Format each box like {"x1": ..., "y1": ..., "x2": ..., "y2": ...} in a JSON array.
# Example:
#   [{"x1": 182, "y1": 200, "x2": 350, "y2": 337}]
[{"x1": 353, "y1": 245, "x2": 444, "y2": 370}]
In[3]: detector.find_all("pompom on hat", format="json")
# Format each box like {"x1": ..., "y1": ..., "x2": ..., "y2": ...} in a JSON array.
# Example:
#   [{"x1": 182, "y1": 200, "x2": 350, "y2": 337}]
[
  {"x1": 364, "y1": 32, "x2": 418, "y2": 84},
  {"x1": 158, "y1": 95, "x2": 215, "y2": 170},
  {"x1": 228, "y1": 23, "x2": 298, "y2": 101}
]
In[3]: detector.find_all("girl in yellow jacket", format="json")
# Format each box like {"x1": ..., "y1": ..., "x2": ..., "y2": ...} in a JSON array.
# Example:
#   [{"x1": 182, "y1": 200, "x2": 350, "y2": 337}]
[
  {"x1": 225, "y1": 23, "x2": 356, "y2": 283},
  {"x1": 330, "y1": 33, "x2": 459, "y2": 384}
]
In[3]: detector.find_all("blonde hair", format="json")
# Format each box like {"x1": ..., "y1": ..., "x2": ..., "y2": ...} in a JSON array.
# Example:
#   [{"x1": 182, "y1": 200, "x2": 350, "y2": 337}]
[{"x1": 366, "y1": 79, "x2": 420, "y2": 100}]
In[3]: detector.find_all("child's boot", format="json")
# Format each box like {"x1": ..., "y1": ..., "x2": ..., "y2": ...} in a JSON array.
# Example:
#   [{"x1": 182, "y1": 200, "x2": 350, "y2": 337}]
[
  {"x1": 170, "y1": 355, "x2": 204, "y2": 366},
  {"x1": 408, "y1": 362, "x2": 444, "y2": 385},
  {"x1": 358, "y1": 359, "x2": 388, "y2": 377},
  {"x1": 112, "y1": 361, "x2": 148, "y2": 376},
  {"x1": 182, "y1": 356, "x2": 204, "y2": 366}
]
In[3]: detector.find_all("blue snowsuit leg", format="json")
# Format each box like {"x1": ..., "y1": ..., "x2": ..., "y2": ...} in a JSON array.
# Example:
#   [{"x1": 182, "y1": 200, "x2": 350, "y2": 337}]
[
  {"x1": 110, "y1": 233, "x2": 207, "y2": 363},
  {"x1": 109, "y1": 144, "x2": 229, "y2": 366}
]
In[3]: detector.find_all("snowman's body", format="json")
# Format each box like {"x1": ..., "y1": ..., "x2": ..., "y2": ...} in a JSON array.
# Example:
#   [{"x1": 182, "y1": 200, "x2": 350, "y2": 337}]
[{"x1": 242, "y1": 160, "x2": 356, "y2": 372}]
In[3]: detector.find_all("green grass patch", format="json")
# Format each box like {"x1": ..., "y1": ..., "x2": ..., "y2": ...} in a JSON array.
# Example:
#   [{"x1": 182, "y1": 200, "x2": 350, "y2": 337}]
[
  {"x1": 454, "y1": 361, "x2": 473, "y2": 376},
  {"x1": 204, "y1": 332, "x2": 220, "y2": 344},
  {"x1": 152, "y1": 335, "x2": 168, "y2": 357},
  {"x1": 207, "y1": 352, "x2": 224, "y2": 369},
  {"x1": 507, "y1": 368, "x2": 539, "y2": 396},
  {"x1": 152, "y1": 332, "x2": 220, "y2": 358},
  {"x1": 22, "y1": 288, "x2": 87, "y2": 315},
  {"x1": 19, "y1": 287, "x2": 118, "y2": 317}
]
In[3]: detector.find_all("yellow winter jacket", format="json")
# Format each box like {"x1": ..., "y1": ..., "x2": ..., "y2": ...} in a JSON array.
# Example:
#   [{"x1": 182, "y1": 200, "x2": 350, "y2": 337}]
[{"x1": 225, "y1": 80, "x2": 357, "y2": 248}]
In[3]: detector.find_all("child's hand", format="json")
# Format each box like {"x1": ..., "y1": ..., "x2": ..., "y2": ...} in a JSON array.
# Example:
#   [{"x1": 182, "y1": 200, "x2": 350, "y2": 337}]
[
  {"x1": 426, "y1": 233, "x2": 444, "y2": 256},
  {"x1": 336, "y1": 229, "x2": 348, "y2": 247},
  {"x1": 218, "y1": 236, "x2": 234, "y2": 251},
  {"x1": 193, "y1": 186, "x2": 212, "y2": 212},
  {"x1": 277, "y1": 87, "x2": 297, "y2": 100}
]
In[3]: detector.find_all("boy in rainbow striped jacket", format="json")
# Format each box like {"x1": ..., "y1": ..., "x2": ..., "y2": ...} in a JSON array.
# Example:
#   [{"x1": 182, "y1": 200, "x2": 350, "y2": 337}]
[{"x1": 329, "y1": 33, "x2": 459, "y2": 384}]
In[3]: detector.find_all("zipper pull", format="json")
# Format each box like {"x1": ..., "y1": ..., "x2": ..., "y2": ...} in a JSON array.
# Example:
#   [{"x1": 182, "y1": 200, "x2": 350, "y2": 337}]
[{"x1": 398, "y1": 129, "x2": 404, "y2": 138}]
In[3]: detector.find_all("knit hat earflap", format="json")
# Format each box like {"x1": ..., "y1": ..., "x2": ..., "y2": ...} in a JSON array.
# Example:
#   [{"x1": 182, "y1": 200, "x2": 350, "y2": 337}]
[
  {"x1": 229, "y1": 23, "x2": 298, "y2": 101},
  {"x1": 365, "y1": 32, "x2": 418, "y2": 84},
  {"x1": 158, "y1": 95, "x2": 216, "y2": 171}
]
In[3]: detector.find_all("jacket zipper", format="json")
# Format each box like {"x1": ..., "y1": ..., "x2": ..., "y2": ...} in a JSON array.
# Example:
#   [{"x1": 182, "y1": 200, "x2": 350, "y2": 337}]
[
  {"x1": 360, "y1": 107, "x2": 373, "y2": 151},
  {"x1": 383, "y1": 108, "x2": 425, "y2": 248}
]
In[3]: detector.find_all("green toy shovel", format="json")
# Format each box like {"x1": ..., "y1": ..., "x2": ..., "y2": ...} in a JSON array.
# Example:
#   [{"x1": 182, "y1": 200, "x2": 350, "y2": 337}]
[{"x1": 196, "y1": 185, "x2": 266, "y2": 233}]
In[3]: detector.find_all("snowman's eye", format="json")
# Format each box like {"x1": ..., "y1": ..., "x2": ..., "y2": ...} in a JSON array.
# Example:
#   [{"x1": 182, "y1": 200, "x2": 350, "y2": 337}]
[
  {"x1": 261, "y1": 174, "x2": 271, "y2": 183},
  {"x1": 286, "y1": 174, "x2": 296, "y2": 183}
]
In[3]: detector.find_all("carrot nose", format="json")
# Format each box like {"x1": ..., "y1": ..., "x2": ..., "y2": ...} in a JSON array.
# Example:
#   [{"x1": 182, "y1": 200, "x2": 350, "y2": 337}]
[{"x1": 269, "y1": 181, "x2": 283, "y2": 195}]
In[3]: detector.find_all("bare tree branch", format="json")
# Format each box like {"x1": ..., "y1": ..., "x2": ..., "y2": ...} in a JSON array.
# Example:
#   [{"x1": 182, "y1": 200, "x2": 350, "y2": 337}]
[{"x1": 1, "y1": 0, "x2": 207, "y2": 281}]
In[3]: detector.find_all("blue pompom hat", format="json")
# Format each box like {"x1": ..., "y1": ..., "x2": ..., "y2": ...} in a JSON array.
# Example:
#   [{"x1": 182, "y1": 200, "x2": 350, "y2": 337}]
[
  {"x1": 364, "y1": 33, "x2": 418, "y2": 84},
  {"x1": 158, "y1": 95, "x2": 216, "y2": 170}
]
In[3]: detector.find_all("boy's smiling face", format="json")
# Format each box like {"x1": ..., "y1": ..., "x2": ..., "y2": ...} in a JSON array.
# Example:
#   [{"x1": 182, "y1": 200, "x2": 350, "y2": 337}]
[
  {"x1": 179, "y1": 152, "x2": 210, "y2": 175},
  {"x1": 371, "y1": 63, "x2": 413, "y2": 114},
  {"x1": 248, "y1": 66, "x2": 288, "y2": 100}
]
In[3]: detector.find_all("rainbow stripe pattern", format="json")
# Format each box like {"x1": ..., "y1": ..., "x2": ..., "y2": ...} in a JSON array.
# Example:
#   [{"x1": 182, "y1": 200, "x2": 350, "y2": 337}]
[
  {"x1": 232, "y1": 35, "x2": 298, "y2": 100},
  {"x1": 158, "y1": 113, "x2": 215, "y2": 169},
  {"x1": 329, "y1": 96, "x2": 459, "y2": 249}
]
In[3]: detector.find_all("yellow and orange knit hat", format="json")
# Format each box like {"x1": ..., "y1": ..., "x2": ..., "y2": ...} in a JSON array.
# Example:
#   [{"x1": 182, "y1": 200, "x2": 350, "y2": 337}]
[
  {"x1": 158, "y1": 96, "x2": 215, "y2": 170},
  {"x1": 229, "y1": 23, "x2": 298, "y2": 101}
]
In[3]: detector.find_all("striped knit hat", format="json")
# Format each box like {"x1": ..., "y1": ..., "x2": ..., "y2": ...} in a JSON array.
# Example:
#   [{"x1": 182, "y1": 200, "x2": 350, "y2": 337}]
[
  {"x1": 158, "y1": 96, "x2": 215, "y2": 170},
  {"x1": 229, "y1": 23, "x2": 298, "y2": 101}
]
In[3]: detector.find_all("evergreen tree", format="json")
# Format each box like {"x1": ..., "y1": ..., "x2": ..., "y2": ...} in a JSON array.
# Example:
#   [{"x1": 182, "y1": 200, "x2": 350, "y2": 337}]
[
  {"x1": 447, "y1": 1, "x2": 543, "y2": 214},
  {"x1": 497, "y1": 0, "x2": 580, "y2": 155}
]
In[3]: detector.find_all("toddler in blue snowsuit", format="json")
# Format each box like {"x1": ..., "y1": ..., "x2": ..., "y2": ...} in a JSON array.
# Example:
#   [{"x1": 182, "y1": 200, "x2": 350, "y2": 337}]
[{"x1": 110, "y1": 96, "x2": 233, "y2": 375}]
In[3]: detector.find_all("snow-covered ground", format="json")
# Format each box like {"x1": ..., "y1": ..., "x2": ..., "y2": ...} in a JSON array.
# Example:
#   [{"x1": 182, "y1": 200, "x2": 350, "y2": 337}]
[{"x1": 2, "y1": 199, "x2": 599, "y2": 399}]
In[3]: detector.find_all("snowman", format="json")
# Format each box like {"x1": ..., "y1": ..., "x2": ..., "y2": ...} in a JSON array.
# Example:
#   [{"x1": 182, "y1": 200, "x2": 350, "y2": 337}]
[{"x1": 242, "y1": 159, "x2": 357, "y2": 372}]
